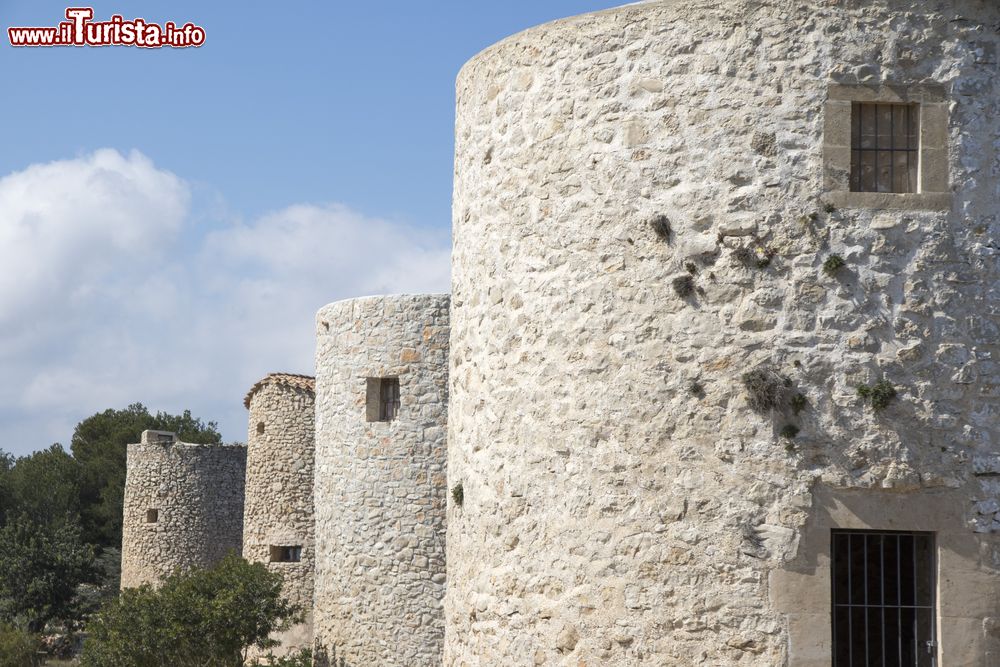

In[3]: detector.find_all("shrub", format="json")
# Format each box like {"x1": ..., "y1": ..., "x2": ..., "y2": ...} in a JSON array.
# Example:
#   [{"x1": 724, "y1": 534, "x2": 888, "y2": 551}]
[
  {"x1": 451, "y1": 483, "x2": 464, "y2": 507},
  {"x1": 790, "y1": 393, "x2": 807, "y2": 415},
  {"x1": 252, "y1": 648, "x2": 312, "y2": 667},
  {"x1": 650, "y1": 215, "x2": 671, "y2": 242},
  {"x1": 684, "y1": 262, "x2": 698, "y2": 275},
  {"x1": 672, "y1": 275, "x2": 695, "y2": 298},
  {"x1": 857, "y1": 380, "x2": 897, "y2": 412},
  {"x1": 823, "y1": 254, "x2": 846, "y2": 275},
  {"x1": 0, "y1": 624, "x2": 38, "y2": 667},
  {"x1": 741, "y1": 366, "x2": 790, "y2": 413},
  {"x1": 81, "y1": 554, "x2": 301, "y2": 667}
]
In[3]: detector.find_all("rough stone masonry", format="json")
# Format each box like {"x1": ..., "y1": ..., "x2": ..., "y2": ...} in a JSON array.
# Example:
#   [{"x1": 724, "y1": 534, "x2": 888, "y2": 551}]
[
  {"x1": 243, "y1": 373, "x2": 316, "y2": 656},
  {"x1": 447, "y1": 0, "x2": 1000, "y2": 664},
  {"x1": 120, "y1": 430, "x2": 245, "y2": 589},
  {"x1": 313, "y1": 294, "x2": 450, "y2": 666}
]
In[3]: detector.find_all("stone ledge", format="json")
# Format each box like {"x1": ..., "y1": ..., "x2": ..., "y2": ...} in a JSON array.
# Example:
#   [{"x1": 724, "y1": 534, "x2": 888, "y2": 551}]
[{"x1": 823, "y1": 191, "x2": 952, "y2": 212}]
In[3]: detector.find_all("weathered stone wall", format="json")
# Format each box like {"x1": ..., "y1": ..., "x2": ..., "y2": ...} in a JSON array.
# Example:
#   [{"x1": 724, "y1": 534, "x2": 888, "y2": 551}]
[
  {"x1": 121, "y1": 430, "x2": 246, "y2": 589},
  {"x1": 448, "y1": 1, "x2": 1000, "y2": 664},
  {"x1": 313, "y1": 295, "x2": 449, "y2": 667},
  {"x1": 243, "y1": 374, "x2": 315, "y2": 655}
]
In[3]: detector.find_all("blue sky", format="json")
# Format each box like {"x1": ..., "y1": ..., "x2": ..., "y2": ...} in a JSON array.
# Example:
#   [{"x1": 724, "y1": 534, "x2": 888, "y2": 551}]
[{"x1": 0, "y1": 1, "x2": 617, "y2": 455}]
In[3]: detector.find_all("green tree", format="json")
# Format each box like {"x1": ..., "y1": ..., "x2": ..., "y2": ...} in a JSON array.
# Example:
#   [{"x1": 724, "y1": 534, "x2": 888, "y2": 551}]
[
  {"x1": 2, "y1": 445, "x2": 80, "y2": 527},
  {"x1": 81, "y1": 554, "x2": 301, "y2": 667},
  {"x1": 0, "y1": 515, "x2": 94, "y2": 632},
  {"x1": 71, "y1": 404, "x2": 221, "y2": 548}
]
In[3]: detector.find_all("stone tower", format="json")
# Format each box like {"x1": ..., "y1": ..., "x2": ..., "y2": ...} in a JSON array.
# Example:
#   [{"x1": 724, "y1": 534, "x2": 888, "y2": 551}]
[
  {"x1": 313, "y1": 294, "x2": 449, "y2": 667},
  {"x1": 243, "y1": 373, "x2": 316, "y2": 655},
  {"x1": 448, "y1": 1, "x2": 1000, "y2": 665},
  {"x1": 120, "y1": 430, "x2": 246, "y2": 589}
]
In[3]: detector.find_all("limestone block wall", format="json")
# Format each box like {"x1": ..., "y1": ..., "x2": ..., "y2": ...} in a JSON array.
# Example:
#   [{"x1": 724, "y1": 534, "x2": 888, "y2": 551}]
[
  {"x1": 448, "y1": 1, "x2": 1000, "y2": 665},
  {"x1": 243, "y1": 373, "x2": 316, "y2": 654},
  {"x1": 313, "y1": 294, "x2": 449, "y2": 667},
  {"x1": 121, "y1": 430, "x2": 246, "y2": 589}
]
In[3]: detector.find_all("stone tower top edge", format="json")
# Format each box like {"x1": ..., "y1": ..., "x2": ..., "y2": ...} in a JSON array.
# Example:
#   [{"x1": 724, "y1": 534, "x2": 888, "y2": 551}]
[
  {"x1": 316, "y1": 293, "x2": 450, "y2": 311},
  {"x1": 133, "y1": 429, "x2": 245, "y2": 449},
  {"x1": 243, "y1": 372, "x2": 317, "y2": 409},
  {"x1": 315, "y1": 293, "x2": 450, "y2": 324},
  {"x1": 456, "y1": 0, "x2": 684, "y2": 80}
]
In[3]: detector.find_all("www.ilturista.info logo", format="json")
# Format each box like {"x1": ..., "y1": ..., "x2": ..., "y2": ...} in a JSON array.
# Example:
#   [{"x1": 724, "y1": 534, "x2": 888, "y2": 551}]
[{"x1": 8, "y1": 8, "x2": 205, "y2": 48}]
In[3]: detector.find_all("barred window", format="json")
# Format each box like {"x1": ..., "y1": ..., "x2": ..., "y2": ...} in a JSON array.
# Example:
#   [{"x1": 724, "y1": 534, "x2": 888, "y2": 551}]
[
  {"x1": 832, "y1": 530, "x2": 936, "y2": 666},
  {"x1": 850, "y1": 103, "x2": 919, "y2": 193}
]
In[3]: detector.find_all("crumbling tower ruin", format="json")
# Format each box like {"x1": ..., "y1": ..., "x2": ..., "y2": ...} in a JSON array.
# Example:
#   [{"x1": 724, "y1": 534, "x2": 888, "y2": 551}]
[
  {"x1": 120, "y1": 430, "x2": 246, "y2": 589},
  {"x1": 312, "y1": 294, "x2": 449, "y2": 667},
  {"x1": 242, "y1": 372, "x2": 316, "y2": 655},
  {"x1": 447, "y1": 1, "x2": 1000, "y2": 664}
]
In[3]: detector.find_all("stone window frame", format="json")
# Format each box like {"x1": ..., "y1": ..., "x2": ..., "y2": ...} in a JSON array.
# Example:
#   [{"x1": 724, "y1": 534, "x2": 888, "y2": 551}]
[
  {"x1": 770, "y1": 485, "x2": 1000, "y2": 666},
  {"x1": 822, "y1": 83, "x2": 951, "y2": 211}
]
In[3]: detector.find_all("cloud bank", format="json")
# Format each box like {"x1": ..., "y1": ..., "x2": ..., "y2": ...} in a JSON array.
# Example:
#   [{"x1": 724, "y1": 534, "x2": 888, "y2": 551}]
[{"x1": 0, "y1": 150, "x2": 451, "y2": 455}]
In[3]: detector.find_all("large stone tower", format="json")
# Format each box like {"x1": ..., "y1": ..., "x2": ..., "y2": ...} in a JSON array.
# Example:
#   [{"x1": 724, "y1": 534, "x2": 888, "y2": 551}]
[
  {"x1": 121, "y1": 430, "x2": 246, "y2": 589},
  {"x1": 313, "y1": 294, "x2": 449, "y2": 667},
  {"x1": 243, "y1": 373, "x2": 316, "y2": 655},
  {"x1": 448, "y1": 1, "x2": 1000, "y2": 665}
]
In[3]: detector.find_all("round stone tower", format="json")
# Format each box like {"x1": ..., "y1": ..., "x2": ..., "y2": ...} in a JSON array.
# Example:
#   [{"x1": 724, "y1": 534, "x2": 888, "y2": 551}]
[
  {"x1": 313, "y1": 294, "x2": 449, "y2": 667},
  {"x1": 121, "y1": 430, "x2": 246, "y2": 589},
  {"x1": 449, "y1": 1, "x2": 999, "y2": 665},
  {"x1": 243, "y1": 373, "x2": 316, "y2": 655}
]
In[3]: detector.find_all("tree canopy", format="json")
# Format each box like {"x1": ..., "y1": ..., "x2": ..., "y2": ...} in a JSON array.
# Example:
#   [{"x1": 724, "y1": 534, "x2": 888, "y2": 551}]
[
  {"x1": 71, "y1": 403, "x2": 221, "y2": 548},
  {"x1": 0, "y1": 514, "x2": 94, "y2": 633}
]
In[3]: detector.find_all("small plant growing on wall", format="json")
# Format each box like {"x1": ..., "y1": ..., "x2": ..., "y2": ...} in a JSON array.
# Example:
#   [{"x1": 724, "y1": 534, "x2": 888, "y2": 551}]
[
  {"x1": 790, "y1": 392, "x2": 807, "y2": 415},
  {"x1": 780, "y1": 424, "x2": 800, "y2": 439},
  {"x1": 650, "y1": 215, "x2": 671, "y2": 242},
  {"x1": 856, "y1": 379, "x2": 897, "y2": 412},
  {"x1": 672, "y1": 275, "x2": 695, "y2": 298},
  {"x1": 451, "y1": 482, "x2": 464, "y2": 507},
  {"x1": 823, "y1": 254, "x2": 846, "y2": 275},
  {"x1": 741, "y1": 366, "x2": 790, "y2": 413},
  {"x1": 688, "y1": 380, "x2": 705, "y2": 399},
  {"x1": 733, "y1": 242, "x2": 775, "y2": 269}
]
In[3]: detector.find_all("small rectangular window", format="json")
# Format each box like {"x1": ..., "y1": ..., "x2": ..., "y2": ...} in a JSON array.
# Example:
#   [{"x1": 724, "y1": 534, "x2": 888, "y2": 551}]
[
  {"x1": 365, "y1": 377, "x2": 400, "y2": 422},
  {"x1": 146, "y1": 509, "x2": 159, "y2": 523},
  {"x1": 269, "y1": 545, "x2": 302, "y2": 563},
  {"x1": 831, "y1": 530, "x2": 935, "y2": 666},
  {"x1": 850, "y1": 103, "x2": 919, "y2": 194}
]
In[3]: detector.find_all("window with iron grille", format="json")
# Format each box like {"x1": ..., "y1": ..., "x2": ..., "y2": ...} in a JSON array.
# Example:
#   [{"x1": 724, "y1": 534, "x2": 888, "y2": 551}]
[
  {"x1": 366, "y1": 377, "x2": 400, "y2": 422},
  {"x1": 832, "y1": 530, "x2": 936, "y2": 667},
  {"x1": 269, "y1": 545, "x2": 302, "y2": 563},
  {"x1": 850, "y1": 103, "x2": 919, "y2": 193}
]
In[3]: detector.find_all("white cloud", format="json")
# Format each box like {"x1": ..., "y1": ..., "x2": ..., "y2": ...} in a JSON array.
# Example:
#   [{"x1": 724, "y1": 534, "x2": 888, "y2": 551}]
[{"x1": 0, "y1": 150, "x2": 451, "y2": 456}]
